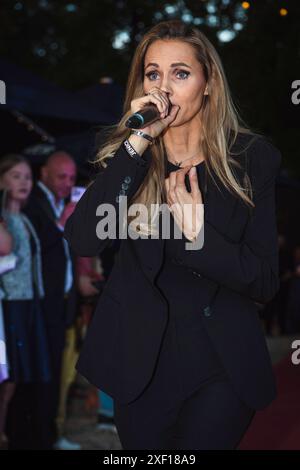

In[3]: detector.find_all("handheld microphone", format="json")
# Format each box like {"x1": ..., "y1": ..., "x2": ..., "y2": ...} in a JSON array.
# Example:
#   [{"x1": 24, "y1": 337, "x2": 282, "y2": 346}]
[{"x1": 125, "y1": 100, "x2": 172, "y2": 129}]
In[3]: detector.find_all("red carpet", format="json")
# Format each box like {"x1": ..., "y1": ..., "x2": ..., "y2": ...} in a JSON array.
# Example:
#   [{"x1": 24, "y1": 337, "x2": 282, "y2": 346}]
[{"x1": 238, "y1": 353, "x2": 300, "y2": 450}]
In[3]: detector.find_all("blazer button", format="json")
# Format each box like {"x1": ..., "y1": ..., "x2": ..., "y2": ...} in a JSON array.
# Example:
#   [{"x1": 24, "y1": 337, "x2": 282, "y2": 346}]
[
  {"x1": 203, "y1": 306, "x2": 212, "y2": 317},
  {"x1": 124, "y1": 176, "x2": 131, "y2": 184},
  {"x1": 121, "y1": 182, "x2": 129, "y2": 190}
]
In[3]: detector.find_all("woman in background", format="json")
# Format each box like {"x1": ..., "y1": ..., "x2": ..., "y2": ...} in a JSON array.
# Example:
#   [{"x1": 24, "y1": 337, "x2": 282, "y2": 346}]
[{"x1": 0, "y1": 154, "x2": 50, "y2": 449}]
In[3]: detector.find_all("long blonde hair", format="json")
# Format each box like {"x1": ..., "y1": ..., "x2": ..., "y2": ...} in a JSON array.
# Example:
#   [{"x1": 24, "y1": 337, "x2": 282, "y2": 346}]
[{"x1": 94, "y1": 19, "x2": 258, "y2": 236}]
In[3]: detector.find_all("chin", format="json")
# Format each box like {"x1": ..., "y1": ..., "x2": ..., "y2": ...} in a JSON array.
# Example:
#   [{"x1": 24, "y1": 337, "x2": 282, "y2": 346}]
[{"x1": 168, "y1": 119, "x2": 181, "y2": 128}]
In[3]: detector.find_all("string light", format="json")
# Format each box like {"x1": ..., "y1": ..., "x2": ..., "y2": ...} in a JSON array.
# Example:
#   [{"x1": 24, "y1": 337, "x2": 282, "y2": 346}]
[
  {"x1": 242, "y1": 2, "x2": 250, "y2": 9},
  {"x1": 279, "y1": 8, "x2": 288, "y2": 16},
  {"x1": 240, "y1": 2, "x2": 287, "y2": 18}
]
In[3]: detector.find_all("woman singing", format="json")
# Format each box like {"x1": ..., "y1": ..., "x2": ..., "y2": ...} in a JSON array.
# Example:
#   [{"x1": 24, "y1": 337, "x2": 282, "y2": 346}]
[{"x1": 64, "y1": 19, "x2": 282, "y2": 450}]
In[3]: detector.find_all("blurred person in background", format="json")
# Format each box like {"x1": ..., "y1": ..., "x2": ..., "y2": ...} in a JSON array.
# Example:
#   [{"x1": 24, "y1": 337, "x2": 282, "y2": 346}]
[
  {"x1": 0, "y1": 154, "x2": 51, "y2": 449},
  {"x1": 24, "y1": 151, "x2": 80, "y2": 450},
  {"x1": 55, "y1": 253, "x2": 103, "y2": 443}
]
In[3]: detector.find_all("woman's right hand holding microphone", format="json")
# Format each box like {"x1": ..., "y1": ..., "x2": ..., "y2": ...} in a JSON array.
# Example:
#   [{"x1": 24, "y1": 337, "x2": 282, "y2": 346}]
[{"x1": 128, "y1": 88, "x2": 180, "y2": 154}]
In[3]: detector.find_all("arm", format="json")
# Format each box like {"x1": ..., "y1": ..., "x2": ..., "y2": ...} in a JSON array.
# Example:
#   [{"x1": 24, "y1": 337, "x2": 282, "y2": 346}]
[
  {"x1": 0, "y1": 220, "x2": 13, "y2": 255},
  {"x1": 175, "y1": 137, "x2": 282, "y2": 305},
  {"x1": 76, "y1": 256, "x2": 103, "y2": 297},
  {"x1": 63, "y1": 138, "x2": 152, "y2": 257}
]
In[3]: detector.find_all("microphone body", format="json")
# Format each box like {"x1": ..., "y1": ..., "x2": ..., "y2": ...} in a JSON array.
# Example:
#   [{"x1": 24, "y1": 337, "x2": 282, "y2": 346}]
[{"x1": 125, "y1": 101, "x2": 172, "y2": 129}]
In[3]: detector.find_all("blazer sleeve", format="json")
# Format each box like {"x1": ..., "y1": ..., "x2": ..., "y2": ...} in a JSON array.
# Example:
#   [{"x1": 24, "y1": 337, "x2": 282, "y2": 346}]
[
  {"x1": 175, "y1": 137, "x2": 282, "y2": 305},
  {"x1": 63, "y1": 141, "x2": 152, "y2": 257}
]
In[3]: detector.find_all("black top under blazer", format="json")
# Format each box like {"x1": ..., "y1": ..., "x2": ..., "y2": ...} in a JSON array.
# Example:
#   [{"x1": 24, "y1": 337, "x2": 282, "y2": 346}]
[{"x1": 64, "y1": 132, "x2": 282, "y2": 410}]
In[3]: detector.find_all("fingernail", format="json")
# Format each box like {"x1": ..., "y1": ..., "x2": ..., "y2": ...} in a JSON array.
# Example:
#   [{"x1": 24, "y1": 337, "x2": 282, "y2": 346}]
[{"x1": 190, "y1": 166, "x2": 196, "y2": 175}]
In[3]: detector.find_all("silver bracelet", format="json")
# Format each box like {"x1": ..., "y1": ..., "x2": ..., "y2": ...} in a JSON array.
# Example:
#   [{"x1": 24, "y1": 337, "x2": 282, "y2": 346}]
[{"x1": 130, "y1": 130, "x2": 154, "y2": 145}]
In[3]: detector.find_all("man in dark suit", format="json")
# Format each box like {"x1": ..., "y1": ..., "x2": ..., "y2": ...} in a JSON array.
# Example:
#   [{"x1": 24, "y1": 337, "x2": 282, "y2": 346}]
[{"x1": 24, "y1": 151, "x2": 79, "y2": 449}]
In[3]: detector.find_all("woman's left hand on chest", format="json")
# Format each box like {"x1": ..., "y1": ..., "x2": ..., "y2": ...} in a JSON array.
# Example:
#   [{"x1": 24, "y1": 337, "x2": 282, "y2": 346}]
[{"x1": 165, "y1": 165, "x2": 204, "y2": 242}]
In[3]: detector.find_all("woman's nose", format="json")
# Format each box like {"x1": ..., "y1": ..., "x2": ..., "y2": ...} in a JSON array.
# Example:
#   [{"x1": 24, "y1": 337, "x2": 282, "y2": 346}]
[
  {"x1": 160, "y1": 89, "x2": 172, "y2": 105},
  {"x1": 161, "y1": 88, "x2": 171, "y2": 96}
]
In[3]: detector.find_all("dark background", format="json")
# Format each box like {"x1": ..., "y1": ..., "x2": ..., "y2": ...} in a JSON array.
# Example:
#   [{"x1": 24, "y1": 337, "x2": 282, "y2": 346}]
[{"x1": 0, "y1": 0, "x2": 299, "y2": 172}]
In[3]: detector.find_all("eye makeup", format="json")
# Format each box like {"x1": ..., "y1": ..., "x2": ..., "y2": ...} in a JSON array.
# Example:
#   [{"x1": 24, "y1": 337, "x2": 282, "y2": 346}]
[{"x1": 144, "y1": 69, "x2": 191, "y2": 81}]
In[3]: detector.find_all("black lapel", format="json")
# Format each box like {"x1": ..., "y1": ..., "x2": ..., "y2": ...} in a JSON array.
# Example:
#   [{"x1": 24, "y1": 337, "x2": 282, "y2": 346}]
[{"x1": 33, "y1": 185, "x2": 57, "y2": 223}]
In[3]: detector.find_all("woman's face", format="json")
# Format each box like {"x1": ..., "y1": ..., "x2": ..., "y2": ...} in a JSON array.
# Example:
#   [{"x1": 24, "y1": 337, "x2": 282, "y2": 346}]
[
  {"x1": 143, "y1": 39, "x2": 207, "y2": 127},
  {"x1": 0, "y1": 162, "x2": 33, "y2": 203}
]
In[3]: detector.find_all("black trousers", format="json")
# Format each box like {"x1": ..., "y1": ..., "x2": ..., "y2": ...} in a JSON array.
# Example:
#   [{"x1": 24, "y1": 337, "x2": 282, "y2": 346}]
[
  {"x1": 114, "y1": 308, "x2": 256, "y2": 450},
  {"x1": 38, "y1": 321, "x2": 66, "y2": 448}
]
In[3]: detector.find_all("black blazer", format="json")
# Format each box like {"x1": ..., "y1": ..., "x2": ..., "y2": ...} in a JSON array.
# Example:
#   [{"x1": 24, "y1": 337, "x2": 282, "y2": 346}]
[
  {"x1": 24, "y1": 184, "x2": 77, "y2": 327},
  {"x1": 64, "y1": 132, "x2": 282, "y2": 410}
]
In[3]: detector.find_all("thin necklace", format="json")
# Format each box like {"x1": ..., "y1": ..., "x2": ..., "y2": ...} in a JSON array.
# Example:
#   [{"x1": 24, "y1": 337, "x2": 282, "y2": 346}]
[{"x1": 167, "y1": 149, "x2": 203, "y2": 168}]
